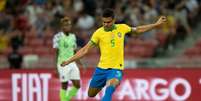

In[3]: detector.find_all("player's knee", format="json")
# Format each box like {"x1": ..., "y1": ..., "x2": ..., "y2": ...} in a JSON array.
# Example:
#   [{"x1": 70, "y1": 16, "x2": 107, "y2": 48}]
[
  {"x1": 108, "y1": 79, "x2": 119, "y2": 87},
  {"x1": 61, "y1": 82, "x2": 68, "y2": 89}
]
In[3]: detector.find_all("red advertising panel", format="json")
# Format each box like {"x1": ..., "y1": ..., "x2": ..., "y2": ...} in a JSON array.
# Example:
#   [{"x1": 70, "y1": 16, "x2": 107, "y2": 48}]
[{"x1": 0, "y1": 68, "x2": 201, "y2": 101}]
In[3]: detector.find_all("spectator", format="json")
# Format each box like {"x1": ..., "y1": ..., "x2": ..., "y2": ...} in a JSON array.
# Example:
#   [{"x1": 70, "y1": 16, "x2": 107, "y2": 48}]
[
  {"x1": 160, "y1": 5, "x2": 177, "y2": 51},
  {"x1": 15, "y1": 14, "x2": 30, "y2": 32},
  {"x1": 25, "y1": 2, "x2": 44, "y2": 26},
  {"x1": 0, "y1": 0, "x2": 6, "y2": 12},
  {"x1": 7, "y1": 48, "x2": 23, "y2": 69},
  {"x1": 73, "y1": 0, "x2": 84, "y2": 13},
  {"x1": 0, "y1": 0, "x2": 200, "y2": 62},
  {"x1": 185, "y1": 0, "x2": 199, "y2": 26},
  {"x1": 76, "y1": 11, "x2": 95, "y2": 32},
  {"x1": 83, "y1": 0, "x2": 96, "y2": 16},
  {"x1": 0, "y1": 29, "x2": 9, "y2": 53},
  {"x1": 0, "y1": 12, "x2": 12, "y2": 31},
  {"x1": 10, "y1": 30, "x2": 24, "y2": 50},
  {"x1": 174, "y1": 0, "x2": 192, "y2": 34}
]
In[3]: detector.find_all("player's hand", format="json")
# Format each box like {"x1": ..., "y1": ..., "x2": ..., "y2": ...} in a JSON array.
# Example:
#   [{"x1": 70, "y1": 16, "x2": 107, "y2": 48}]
[
  {"x1": 61, "y1": 61, "x2": 69, "y2": 67},
  {"x1": 156, "y1": 16, "x2": 167, "y2": 25}
]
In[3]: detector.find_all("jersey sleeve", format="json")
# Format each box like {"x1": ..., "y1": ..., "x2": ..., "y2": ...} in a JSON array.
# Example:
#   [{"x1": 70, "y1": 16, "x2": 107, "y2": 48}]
[
  {"x1": 122, "y1": 24, "x2": 132, "y2": 34},
  {"x1": 90, "y1": 30, "x2": 99, "y2": 45},
  {"x1": 53, "y1": 34, "x2": 60, "y2": 48}
]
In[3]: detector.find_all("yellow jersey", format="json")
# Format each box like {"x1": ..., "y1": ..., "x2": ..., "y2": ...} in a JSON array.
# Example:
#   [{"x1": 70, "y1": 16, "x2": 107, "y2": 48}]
[{"x1": 90, "y1": 24, "x2": 131, "y2": 70}]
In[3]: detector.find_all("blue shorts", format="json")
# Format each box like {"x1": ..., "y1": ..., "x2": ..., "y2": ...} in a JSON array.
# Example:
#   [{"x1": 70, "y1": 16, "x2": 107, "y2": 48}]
[{"x1": 89, "y1": 67, "x2": 123, "y2": 88}]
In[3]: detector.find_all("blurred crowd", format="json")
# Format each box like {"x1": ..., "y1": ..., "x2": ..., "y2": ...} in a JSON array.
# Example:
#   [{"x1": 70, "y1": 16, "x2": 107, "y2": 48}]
[{"x1": 0, "y1": 0, "x2": 201, "y2": 68}]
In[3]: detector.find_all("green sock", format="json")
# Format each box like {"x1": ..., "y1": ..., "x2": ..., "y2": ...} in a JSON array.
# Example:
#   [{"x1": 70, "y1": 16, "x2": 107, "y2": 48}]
[
  {"x1": 66, "y1": 86, "x2": 79, "y2": 100},
  {"x1": 60, "y1": 89, "x2": 67, "y2": 101}
]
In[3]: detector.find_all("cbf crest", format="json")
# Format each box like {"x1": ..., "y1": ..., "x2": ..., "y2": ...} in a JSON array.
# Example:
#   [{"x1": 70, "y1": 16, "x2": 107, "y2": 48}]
[{"x1": 117, "y1": 32, "x2": 122, "y2": 38}]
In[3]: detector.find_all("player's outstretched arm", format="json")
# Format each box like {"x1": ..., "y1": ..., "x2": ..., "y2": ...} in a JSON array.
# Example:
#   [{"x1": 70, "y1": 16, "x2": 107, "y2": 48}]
[
  {"x1": 132, "y1": 16, "x2": 167, "y2": 33},
  {"x1": 61, "y1": 42, "x2": 94, "y2": 67}
]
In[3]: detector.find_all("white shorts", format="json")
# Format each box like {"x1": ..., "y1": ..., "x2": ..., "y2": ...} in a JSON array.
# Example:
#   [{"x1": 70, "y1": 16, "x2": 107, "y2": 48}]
[{"x1": 57, "y1": 62, "x2": 80, "y2": 82}]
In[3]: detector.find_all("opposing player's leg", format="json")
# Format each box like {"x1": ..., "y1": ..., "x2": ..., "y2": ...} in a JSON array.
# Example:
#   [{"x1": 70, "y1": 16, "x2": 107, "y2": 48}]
[
  {"x1": 88, "y1": 67, "x2": 107, "y2": 97},
  {"x1": 72, "y1": 80, "x2": 80, "y2": 88},
  {"x1": 102, "y1": 69, "x2": 123, "y2": 101},
  {"x1": 66, "y1": 62, "x2": 81, "y2": 101},
  {"x1": 66, "y1": 80, "x2": 80, "y2": 100},
  {"x1": 57, "y1": 64, "x2": 71, "y2": 101},
  {"x1": 60, "y1": 82, "x2": 68, "y2": 101}
]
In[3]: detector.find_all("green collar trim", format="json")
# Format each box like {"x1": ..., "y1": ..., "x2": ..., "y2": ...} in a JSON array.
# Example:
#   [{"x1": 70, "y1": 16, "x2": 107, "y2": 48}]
[
  {"x1": 104, "y1": 24, "x2": 116, "y2": 32},
  {"x1": 90, "y1": 40, "x2": 98, "y2": 47}
]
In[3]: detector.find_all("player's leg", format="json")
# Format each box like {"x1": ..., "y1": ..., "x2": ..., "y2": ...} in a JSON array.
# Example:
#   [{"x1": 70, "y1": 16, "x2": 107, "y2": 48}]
[
  {"x1": 102, "y1": 69, "x2": 123, "y2": 101},
  {"x1": 57, "y1": 64, "x2": 71, "y2": 101},
  {"x1": 71, "y1": 80, "x2": 80, "y2": 88},
  {"x1": 60, "y1": 82, "x2": 68, "y2": 101},
  {"x1": 88, "y1": 67, "x2": 107, "y2": 97},
  {"x1": 66, "y1": 62, "x2": 81, "y2": 100},
  {"x1": 102, "y1": 78, "x2": 120, "y2": 101},
  {"x1": 88, "y1": 87, "x2": 102, "y2": 97},
  {"x1": 66, "y1": 80, "x2": 80, "y2": 100}
]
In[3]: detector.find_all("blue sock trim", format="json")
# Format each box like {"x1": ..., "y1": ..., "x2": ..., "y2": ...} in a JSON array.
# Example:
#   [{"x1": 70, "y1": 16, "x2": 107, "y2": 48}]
[{"x1": 102, "y1": 85, "x2": 115, "y2": 101}]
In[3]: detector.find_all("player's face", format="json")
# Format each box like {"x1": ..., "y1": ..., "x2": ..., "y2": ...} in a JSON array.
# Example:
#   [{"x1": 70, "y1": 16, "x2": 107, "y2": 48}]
[
  {"x1": 102, "y1": 17, "x2": 115, "y2": 29},
  {"x1": 62, "y1": 21, "x2": 72, "y2": 33}
]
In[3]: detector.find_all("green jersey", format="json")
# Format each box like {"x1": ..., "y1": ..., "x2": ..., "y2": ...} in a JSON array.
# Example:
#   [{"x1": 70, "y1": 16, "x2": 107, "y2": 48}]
[{"x1": 53, "y1": 32, "x2": 77, "y2": 64}]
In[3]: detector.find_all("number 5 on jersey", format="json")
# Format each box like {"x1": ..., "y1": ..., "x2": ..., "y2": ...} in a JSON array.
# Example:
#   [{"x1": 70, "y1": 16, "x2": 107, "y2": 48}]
[{"x1": 111, "y1": 39, "x2": 115, "y2": 47}]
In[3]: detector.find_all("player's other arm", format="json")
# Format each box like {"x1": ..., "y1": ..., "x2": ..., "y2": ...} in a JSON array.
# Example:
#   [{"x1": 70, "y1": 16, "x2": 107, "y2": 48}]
[
  {"x1": 61, "y1": 42, "x2": 94, "y2": 67},
  {"x1": 132, "y1": 16, "x2": 167, "y2": 33},
  {"x1": 55, "y1": 48, "x2": 59, "y2": 68}
]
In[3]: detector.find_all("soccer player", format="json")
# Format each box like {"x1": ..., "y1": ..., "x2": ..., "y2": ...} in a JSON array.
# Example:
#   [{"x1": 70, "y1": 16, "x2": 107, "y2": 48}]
[
  {"x1": 53, "y1": 17, "x2": 81, "y2": 101},
  {"x1": 61, "y1": 8, "x2": 167, "y2": 101}
]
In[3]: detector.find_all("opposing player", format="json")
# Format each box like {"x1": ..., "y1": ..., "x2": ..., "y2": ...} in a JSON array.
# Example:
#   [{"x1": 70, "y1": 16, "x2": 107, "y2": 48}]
[
  {"x1": 61, "y1": 8, "x2": 167, "y2": 101},
  {"x1": 53, "y1": 17, "x2": 81, "y2": 101}
]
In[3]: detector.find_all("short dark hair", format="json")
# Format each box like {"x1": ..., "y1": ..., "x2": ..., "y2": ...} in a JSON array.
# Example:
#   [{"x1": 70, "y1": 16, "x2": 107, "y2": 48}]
[
  {"x1": 102, "y1": 8, "x2": 115, "y2": 18},
  {"x1": 60, "y1": 16, "x2": 71, "y2": 26}
]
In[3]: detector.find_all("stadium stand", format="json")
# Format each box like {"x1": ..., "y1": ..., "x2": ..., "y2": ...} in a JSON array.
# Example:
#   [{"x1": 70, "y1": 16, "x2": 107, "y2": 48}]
[{"x1": 0, "y1": 0, "x2": 201, "y2": 68}]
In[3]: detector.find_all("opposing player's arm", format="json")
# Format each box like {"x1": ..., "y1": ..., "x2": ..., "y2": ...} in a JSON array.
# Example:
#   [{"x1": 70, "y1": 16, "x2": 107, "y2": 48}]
[
  {"x1": 52, "y1": 34, "x2": 60, "y2": 77},
  {"x1": 51, "y1": 47, "x2": 60, "y2": 77},
  {"x1": 61, "y1": 41, "x2": 95, "y2": 67},
  {"x1": 55, "y1": 49, "x2": 59, "y2": 63},
  {"x1": 55, "y1": 49, "x2": 59, "y2": 68},
  {"x1": 131, "y1": 16, "x2": 167, "y2": 33}
]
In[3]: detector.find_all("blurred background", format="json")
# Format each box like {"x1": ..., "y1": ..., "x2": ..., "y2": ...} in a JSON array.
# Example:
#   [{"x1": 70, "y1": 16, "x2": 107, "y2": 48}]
[
  {"x1": 0, "y1": 0, "x2": 201, "y2": 68},
  {"x1": 0, "y1": 0, "x2": 201, "y2": 101}
]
